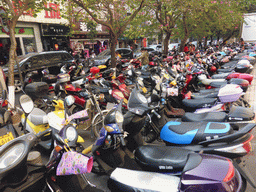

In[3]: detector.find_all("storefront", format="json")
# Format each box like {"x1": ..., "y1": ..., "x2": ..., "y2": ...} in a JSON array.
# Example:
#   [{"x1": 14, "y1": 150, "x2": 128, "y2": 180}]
[
  {"x1": 70, "y1": 33, "x2": 110, "y2": 57},
  {"x1": 41, "y1": 24, "x2": 70, "y2": 51},
  {"x1": 0, "y1": 22, "x2": 41, "y2": 65}
]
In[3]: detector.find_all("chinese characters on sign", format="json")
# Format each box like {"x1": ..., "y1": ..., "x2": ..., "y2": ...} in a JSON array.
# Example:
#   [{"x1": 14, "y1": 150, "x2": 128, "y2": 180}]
[
  {"x1": 45, "y1": 3, "x2": 61, "y2": 19},
  {"x1": 80, "y1": 22, "x2": 102, "y2": 32}
]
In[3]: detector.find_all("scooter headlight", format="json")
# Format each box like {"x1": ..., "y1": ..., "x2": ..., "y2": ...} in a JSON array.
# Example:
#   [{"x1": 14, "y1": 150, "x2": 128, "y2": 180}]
[
  {"x1": 137, "y1": 92, "x2": 148, "y2": 103},
  {"x1": 65, "y1": 126, "x2": 77, "y2": 142},
  {"x1": 65, "y1": 95, "x2": 75, "y2": 107},
  {"x1": 0, "y1": 143, "x2": 25, "y2": 169}
]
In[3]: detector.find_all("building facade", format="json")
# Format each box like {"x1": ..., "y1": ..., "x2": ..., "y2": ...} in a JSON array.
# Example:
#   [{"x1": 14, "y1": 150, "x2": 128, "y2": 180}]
[{"x1": 0, "y1": 3, "x2": 69, "y2": 65}]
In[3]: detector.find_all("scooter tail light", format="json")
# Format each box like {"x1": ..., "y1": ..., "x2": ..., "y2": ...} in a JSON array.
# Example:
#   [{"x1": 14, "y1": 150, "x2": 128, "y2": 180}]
[
  {"x1": 223, "y1": 159, "x2": 235, "y2": 182},
  {"x1": 215, "y1": 135, "x2": 254, "y2": 154},
  {"x1": 242, "y1": 134, "x2": 254, "y2": 153}
]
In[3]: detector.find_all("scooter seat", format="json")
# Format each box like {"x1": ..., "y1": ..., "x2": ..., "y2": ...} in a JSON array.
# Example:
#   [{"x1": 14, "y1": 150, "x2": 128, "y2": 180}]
[
  {"x1": 191, "y1": 91, "x2": 218, "y2": 99},
  {"x1": 28, "y1": 108, "x2": 48, "y2": 125},
  {"x1": 211, "y1": 73, "x2": 230, "y2": 79},
  {"x1": 198, "y1": 88, "x2": 220, "y2": 94},
  {"x1": 182, "y1": 98, "x2": 217, "y2": 109},
  {"x1": 217, "y1": 68, "x2": 233, "y2": 73},
  {"x1": 228, "y1": 105, "x2": 255, "y2": 121},
  {"x1": 134, "y1": 145, "x2": 201, "y2": 173},
  {"x1": 90, "y1": 85, "x2": 110, "y2": 93},
  {"x1": 201, "y1": 78, "x2": 227, "y2": 86},
  {"x1": 181, "y1": 112, "x2": 228, "y2": 122},
  {"x1": 109, "y1": 168, "x2": 180, "y2": 192},
  {"x1": 160, "y1": 121, "x2": 232, "y2": 145}
]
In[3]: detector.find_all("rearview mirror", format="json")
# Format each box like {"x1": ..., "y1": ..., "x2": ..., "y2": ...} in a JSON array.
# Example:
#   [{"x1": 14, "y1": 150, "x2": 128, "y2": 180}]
[{"x1": 19, "y1": 95, "x2": 34, "y2": 114}]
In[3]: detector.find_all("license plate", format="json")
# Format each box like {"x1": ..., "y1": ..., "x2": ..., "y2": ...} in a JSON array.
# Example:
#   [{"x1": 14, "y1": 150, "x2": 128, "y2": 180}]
[{"x1": 0, "y1": 132, "x2": 14, "y2": 146}]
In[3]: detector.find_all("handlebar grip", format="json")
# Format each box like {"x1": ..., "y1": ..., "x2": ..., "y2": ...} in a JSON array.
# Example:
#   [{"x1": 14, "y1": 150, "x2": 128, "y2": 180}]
[{"x1": 152, "y1": 109, "x2": 161, "y2": 119}]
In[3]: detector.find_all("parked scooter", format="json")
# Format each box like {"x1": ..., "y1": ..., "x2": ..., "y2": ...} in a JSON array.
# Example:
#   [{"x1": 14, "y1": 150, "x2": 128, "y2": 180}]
[
  {"x1": 0, "y1": 91, "x2": 20, "y2": 146},
  {"x1": 0, "y1": 94, "x2": 96, "y2": 192},
  {"x1": 125, "y1": 87, "x2": 256, "y2": 188},
  {"x1": 82, "y1": 101, "x2": 245, "y2": 192},
  {"x1": 20, "y1": 84, "x2": 86, "y2": 151}
]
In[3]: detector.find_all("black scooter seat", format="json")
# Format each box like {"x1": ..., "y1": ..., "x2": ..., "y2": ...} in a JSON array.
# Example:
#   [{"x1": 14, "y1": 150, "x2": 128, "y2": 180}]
[
  {"x1": 90, "y1": 85, "x2": 110, "y2": 93},
  {"x1": 134, "y1": 145, "x2": 201, "y2": 173},
  {"x1": 182, "y1": 112, "x2": 228, "y2": 122},
  {"x1": 191, "y1": 91, "x2": 218, "y2": 99},
  {"x1": 217, "y1": 68, "x2": 233, "y2": 73},
  {"x1": 182, "y1": 98, "x2": 217, "y2": 109},
  {"x1": 211, "y1": 73, "x2": 230, "y2": 79},
  {"x1": 198, "y1": 88, "x2": 220, "y2": 94}
]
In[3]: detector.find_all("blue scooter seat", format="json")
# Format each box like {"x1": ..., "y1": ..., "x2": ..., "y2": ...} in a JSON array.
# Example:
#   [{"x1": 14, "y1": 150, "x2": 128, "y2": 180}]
[{"x1": 160, "y1": 121, "x2": 232, "y2": 145}]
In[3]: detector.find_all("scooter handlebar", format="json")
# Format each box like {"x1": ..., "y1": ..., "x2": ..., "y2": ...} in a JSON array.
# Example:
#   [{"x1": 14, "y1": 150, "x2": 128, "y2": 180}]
[{"x1": 152, "y1": 109, "x2": 161, "y2": 119}]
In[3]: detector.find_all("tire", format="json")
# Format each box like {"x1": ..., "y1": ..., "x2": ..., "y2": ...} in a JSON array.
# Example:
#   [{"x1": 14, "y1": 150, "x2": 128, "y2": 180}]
[
  {"x1": 92, "y1": 110, "x2": 109, "y2": 138},
  {"x1": 14, "y1": 78, "x2": 23, "y2": 93},
  {"x1": 240, "y1": 175, "x2": 247, "y2": 192},
  {"x1": 140, "y1": 127, "x2": 157, "y2": 143}
]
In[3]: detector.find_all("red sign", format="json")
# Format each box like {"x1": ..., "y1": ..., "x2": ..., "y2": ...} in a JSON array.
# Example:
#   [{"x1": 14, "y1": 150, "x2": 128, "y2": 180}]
[{"x1": 45, "y1": 3, "x2": 61, "y2": 19}]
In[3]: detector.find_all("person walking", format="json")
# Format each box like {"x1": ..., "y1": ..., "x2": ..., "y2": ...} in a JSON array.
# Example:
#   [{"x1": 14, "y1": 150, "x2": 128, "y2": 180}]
[{"x1": 136, "y1": 47, "x2": 149, "y2": 70}]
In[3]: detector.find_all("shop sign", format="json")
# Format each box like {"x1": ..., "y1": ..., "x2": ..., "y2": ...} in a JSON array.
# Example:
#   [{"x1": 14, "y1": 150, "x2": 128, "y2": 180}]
[
  {"x1": 41, "y1": 24, "x2": 70, "y2": 36},
  {"x1": 80, "y1": 22, "x2": 102, "y2": 32},
  {"x1": 71, "y1": 34, "x2": 109, "y2": 39},
  {"x1": 44, "y1": 3, "x2": 61, "y2": 19},
  {"x1": 0, "y1": 27, "x2": 34, "y2": 35}
]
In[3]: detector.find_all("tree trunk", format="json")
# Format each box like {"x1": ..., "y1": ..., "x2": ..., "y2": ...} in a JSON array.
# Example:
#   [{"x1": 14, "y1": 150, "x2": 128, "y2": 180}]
[
  {"x1": 163, "y1": 32, "x2": 171, "y2": 57},
  {"x1": 109, "y1": 31, "x2": 117, "y2": 69},
  {"x1": 8, "y1": 21, "x2": 17, "y2": 108},
  {"x1": 204, "y1": 36, "x2": 208, "y2": 50},
  {"x1": 179, "y1": 14, "x2": 189, "y2": 52},
  {"x1": 179, "y1": 32, "x2": 189, "y2": 53}
]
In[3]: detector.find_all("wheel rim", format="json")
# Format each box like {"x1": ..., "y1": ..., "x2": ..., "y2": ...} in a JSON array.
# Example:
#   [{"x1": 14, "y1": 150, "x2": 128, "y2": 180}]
[
  {"x1": 14, "y1": 79, "x2": 22, "y2": 92},
  {"x1": 92, "y1": 110, "x2": 109, "y2": 138}
]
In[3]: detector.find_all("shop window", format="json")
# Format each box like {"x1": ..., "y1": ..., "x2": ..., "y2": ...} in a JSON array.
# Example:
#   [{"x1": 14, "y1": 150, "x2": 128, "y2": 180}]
[{"x1": 23, "y1": 37, "x2": 37, "y2": 54}]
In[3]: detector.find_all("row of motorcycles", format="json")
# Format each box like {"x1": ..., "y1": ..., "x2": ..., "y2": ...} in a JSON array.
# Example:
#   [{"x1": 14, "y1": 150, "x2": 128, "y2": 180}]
[{"x1": 0, "y1": 43, "x2": 256, "y2": 191}]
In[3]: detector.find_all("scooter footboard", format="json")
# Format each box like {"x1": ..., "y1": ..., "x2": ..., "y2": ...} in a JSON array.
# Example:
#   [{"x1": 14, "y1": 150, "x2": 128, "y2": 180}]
[{"x1": 108, "y1": 168, "x2": 179, "y2": 192}]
